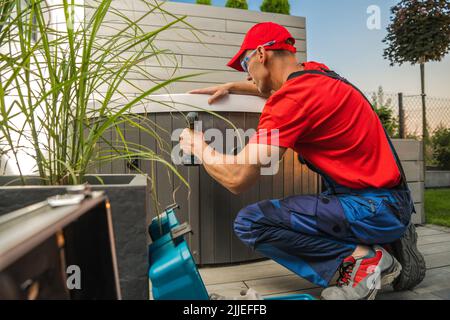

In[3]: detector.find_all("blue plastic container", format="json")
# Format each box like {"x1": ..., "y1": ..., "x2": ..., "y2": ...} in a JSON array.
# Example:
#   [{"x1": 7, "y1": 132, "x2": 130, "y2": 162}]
[
  {"x1": 148, "y1": 206, "x2": 315, "y2": 301},
  {"x1": 148, "y1": 207, "x2": 209, "y2": 300}
]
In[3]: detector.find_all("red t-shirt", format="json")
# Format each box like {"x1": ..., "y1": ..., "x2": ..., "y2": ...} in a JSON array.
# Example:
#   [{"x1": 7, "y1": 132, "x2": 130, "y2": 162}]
[{"x1": 250, "y1": 61, "x2": 401, "y2": 189}]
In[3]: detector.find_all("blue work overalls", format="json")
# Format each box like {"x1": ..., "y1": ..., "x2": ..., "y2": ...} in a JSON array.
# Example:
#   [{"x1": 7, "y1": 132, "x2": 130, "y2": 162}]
[{"x1": 234, "y1": 69, "x2": 416, "y2": 288}]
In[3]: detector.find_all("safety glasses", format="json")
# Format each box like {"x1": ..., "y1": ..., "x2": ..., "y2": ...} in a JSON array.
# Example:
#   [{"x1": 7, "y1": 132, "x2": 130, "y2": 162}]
[{"x1": 240, "y1": 40, "x2": 276, "y2": 73}]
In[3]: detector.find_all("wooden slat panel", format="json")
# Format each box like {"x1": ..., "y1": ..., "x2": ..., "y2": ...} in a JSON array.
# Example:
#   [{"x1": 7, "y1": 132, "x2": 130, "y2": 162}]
[
  {"x1": 272, "y1": 156, "x2": 285, "y2": 199},
  {"x1": 96, "y1": 71, "x2": 244, "y2": 93},
  {"x1": 302, "y1": 164, "x2": 312, "y2": 194},
  {"x1": 171, "y1": 113, "x2": 190, "y2": 226},
  {"x1": 244, "y1": 113, "x2": 263, "y2": 261},
  {"x1": 188, "y1": 160, "x2": 201, "y2": 263},
  {"x1": 140, "y1": 114, "x2": 156, "y2": 214},
  {"x1": 199, "y1": 114, "x2": 215, "y2": 264},
  {"x1": 98, "y1": 124, "x2": 112, "y2": 174},
  {"x1": 97, "y1": 22, "x2": 307, "y2": 49},
  {"x1": 226, "y1": 20, "x2": 306, "y2": 38},
  {"x1": 123, "y1": 119, "x2": 140, "y2": 174},
  {"x1": 105, "y1": 1, "x2": 306, "y2": 28},
  {"x1": 111, "y1": 122, "x2": 125, "y2": 174},
  {"x1": 293, "y1": 151, "x2": 303, "y2": 195},
  {"x1": 152, "y1": 39, "x2": 307, "y2": 59},
  {"x1": 146, "y1": 51, "x2": 296, "y2": 71},
  {"x1": 283, "y1": 149, "x2": 294, "y2": 197},
  {"x1": 168, "y1": 3, "x2": 306, "y2": 28},
  {"x1": 227, "y1": 112, "x2": 250, "y2": 263},
  {"x1": 85, "y1": 119, "x2": 98, "y2": 174},
  {"x1": 89, "y1": 10, "x2": 227, "y2": 32},
  {"x1": 140, "y1": 113, "x2": 157, "y2": 238},
  {"x1": 155, "y1": 114, "x2": 174, "y2": 208},
  {"x1": 308, "y1": 162, "x2": 319, "y2": 194},
  {"x1": 138, "y1": 13, "x2": 228, "y2": 32},
  {"x1": 171, "y1": 113, "x2": 200, "y2": 257},
  {"x1": 185, "y1": 113, "x2": 201, "y2": 263},
  {"x1": 212, "y1": 114, "x2": 232, "y2": 264}
]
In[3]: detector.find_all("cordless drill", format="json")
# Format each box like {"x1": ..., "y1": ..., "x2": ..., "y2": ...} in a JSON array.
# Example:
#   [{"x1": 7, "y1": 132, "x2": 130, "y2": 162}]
[{"x1": 182, "y1": 112, "x2": 199, "y2": 166}]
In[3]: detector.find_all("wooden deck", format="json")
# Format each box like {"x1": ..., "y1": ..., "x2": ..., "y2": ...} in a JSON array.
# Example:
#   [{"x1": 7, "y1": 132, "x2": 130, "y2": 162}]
[{"x1": 198, "y1": 224, "x2": 450, "y2": 300}]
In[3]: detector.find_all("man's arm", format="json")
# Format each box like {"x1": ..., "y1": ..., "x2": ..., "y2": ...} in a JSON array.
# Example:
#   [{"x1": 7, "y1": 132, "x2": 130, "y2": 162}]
[
  {"x1": 189, "y1": 81, "x2": 271, "y2": 104},
  {"x1": 180, "y1": 129, "x2": 286, "y2": 195}
]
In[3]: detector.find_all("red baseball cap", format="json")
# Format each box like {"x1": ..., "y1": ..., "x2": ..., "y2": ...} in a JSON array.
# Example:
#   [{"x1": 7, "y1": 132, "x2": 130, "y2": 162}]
[{"x1": 227, "y1": 22, "x2": 297, "y2": 72}]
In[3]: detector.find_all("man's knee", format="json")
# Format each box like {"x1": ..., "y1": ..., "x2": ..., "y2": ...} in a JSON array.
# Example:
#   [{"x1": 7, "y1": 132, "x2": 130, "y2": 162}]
[{"x1": 233, "y1": 202, "x2": 267, "y2": 248}]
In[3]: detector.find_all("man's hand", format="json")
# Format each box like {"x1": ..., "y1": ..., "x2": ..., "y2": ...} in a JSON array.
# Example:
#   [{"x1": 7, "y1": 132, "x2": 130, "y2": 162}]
[
  {"x1": 189, "y1": 84, "x2": 232, "y2": 105},
  {"x1": 189, "y1": 80, "x2": 269, "y2": 104},
  {"x1": 179, "y1": 128, "x2": 206, "y2": 161}
]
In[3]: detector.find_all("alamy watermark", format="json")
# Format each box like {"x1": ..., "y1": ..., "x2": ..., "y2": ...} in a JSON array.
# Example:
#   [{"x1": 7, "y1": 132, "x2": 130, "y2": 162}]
[
  {"x1": 172, "y1": 121, "x2": 281, "y2": 176},
  {"x1": 367, "y1": 5, "x2": 381, "y2": 30},
  {"x1": 66, "y1": 265, "x2": 81, "y2": 290}
]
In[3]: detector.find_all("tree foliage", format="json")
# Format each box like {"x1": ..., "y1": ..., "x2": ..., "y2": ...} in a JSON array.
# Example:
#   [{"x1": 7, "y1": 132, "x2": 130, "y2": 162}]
[
  {"x1": 260, "y1": 0, "x2": 290, "y2": 15},
  {"x1": 383, "y1": 0, "x2": 450, "y2": 66},
  {"x1": 225, "y1": 0, "x2": 248, "y2": 10}
]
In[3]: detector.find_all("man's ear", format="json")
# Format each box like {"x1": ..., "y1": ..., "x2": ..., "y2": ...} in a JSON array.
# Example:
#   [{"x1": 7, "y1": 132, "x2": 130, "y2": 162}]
[{"x1": 256, "y1": 46, "x2": 267, "y2": 64}]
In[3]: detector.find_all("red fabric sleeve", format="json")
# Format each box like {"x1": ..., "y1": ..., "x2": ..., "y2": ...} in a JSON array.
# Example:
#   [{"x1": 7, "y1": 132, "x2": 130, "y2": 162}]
[{"x1": 249, "y1": 96, "x2": 310, "y2": 149}]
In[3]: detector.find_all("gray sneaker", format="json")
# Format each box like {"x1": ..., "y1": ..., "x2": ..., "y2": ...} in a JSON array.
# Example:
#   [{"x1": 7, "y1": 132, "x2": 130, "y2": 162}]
[{"x1": 320, "y1": 245, "x2": 402, "y2": 300}]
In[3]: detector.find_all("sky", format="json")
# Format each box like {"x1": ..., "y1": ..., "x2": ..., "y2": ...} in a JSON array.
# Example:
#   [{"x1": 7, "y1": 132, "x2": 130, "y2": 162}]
[{"x1": 171, "y1": 0, "x2": 450, "y2": 98}]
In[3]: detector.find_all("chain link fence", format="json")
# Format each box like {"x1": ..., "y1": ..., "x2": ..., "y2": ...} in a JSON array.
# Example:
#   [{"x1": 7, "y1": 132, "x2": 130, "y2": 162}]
[{"x1": 365, "y1": 90, "x2": 450, "y2": 167}]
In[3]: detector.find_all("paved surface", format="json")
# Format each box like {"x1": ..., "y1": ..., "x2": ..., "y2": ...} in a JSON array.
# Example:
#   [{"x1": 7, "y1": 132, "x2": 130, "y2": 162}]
[{"x1": 198, "y1": 224, "x2": 450, "y2": 300}]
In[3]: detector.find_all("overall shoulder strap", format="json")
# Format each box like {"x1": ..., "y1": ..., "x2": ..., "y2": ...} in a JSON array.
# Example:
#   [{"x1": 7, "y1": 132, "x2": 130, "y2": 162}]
[{"x1": 289, "y1": 68, "x2": 410, "y2": 192}]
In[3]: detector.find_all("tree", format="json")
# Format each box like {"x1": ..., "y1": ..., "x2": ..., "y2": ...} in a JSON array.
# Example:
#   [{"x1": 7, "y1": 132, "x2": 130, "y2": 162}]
[
  {"x1": 260, "y1": 0, "x2": 290, "y2": 15},
  {"x1": 371, "y1": 87, "x2": 399, "y2": 137},
  {"x1": 226, "y1": 0, "x2": 248, "y2": 10},
  {"x1": 383, "y1": 0, "x2": 450, "y2": 166},
  {"x1": 196, "y1": 0, "x2": 212, "y2": 5}
]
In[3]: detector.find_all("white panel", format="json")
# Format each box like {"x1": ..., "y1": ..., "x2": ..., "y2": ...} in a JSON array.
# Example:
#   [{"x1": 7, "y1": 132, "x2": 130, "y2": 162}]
[
  {"x1": 152, "y1": 40, "x2": 307, "y2": 59},
  {"x1": 107, "y1": 1, "x2": 307, "y2": 28},
  {"x1": 96, "y1": 22, "x2": 307, "y2": 51},
  {"x1": 226, "y1": 20, "x2": 306, "y2": 39}
]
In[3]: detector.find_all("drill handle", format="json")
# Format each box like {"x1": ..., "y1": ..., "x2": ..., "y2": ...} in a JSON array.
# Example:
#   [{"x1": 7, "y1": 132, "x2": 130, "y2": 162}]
[{"x1": 182, "y1": 112, "x2": 200, "y2": 166}]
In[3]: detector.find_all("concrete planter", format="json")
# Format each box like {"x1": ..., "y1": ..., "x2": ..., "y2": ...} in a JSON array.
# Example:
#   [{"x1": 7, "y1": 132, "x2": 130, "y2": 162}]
[
  {"x1": 392, "y1": 139, "x2": 425, "y2": 224},
  {"x1": 0, "y1": 174, "x2": 150, "y2": 300}
]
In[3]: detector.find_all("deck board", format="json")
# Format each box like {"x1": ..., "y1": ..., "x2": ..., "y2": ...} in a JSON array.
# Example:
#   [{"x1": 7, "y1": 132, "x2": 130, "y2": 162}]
[{"x1": 198, "y1": 225, "x2": 450, "y2": 300}]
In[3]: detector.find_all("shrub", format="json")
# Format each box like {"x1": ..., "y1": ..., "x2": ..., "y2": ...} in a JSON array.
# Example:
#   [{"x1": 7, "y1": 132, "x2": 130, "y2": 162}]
[
  {"x1": 260, "y1": 0, "x2": 290, "y2": 15},
  {"x1": 225, "y1": 0, "x2": 248, "y2": 10},
  {"x1": 196, "y1": 0, "x2": 212, "y2": 5},
  {"x1": 431, "y1": 125, "x2": 450, "y2": 170}
]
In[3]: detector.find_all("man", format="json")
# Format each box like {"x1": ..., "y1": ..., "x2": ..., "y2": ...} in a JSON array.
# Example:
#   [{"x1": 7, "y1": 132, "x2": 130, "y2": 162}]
[{"x1": 179, "y1": 22, "x2": 425, "y2": 300}]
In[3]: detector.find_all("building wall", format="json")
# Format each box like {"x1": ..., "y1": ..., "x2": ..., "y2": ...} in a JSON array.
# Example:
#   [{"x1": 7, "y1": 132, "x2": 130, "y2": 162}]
[{"x1": 85, "y1": 0, "x2": 307, "y2": 95}]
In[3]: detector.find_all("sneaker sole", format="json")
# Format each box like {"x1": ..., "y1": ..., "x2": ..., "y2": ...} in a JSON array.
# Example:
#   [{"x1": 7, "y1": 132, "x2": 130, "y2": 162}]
[
  {"x1": 381, "y1": 256, "x2": 402, "y2": 287},
  {"x1": 391, "y1": 223, "x2": 426, "y2": 291}
]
